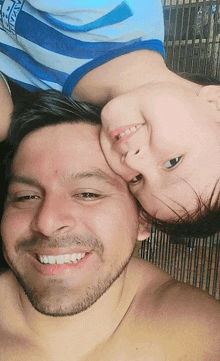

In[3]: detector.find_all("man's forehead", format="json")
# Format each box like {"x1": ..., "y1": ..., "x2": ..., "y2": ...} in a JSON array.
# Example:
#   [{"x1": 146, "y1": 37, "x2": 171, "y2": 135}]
[
  {"x1": 15, "y1": 122, "x2": 101, "y2": 155},
  {"x1": 12, "y1": 123, "x2": 127, "y2": 189},
  {"x1": 25, "y1": 121, "x2": 100, "y2": 140}
]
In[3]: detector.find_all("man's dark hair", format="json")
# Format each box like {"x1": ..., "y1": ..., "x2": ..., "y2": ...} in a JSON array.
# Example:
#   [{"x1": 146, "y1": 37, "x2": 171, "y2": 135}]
[{"x1": 5, "y1": 89, "x2": 101, "y2": 184}]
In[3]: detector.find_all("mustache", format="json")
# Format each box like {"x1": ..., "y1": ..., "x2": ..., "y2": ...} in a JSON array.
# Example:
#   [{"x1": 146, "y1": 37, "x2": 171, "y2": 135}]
[{"x1": 15, "y1": 234, "x2": 104, "y2": 254}]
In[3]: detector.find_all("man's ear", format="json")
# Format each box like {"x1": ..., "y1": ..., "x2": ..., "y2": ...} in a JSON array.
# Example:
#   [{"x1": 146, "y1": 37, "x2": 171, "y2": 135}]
[
  {"x1": 198, "y1": 85, "x2": 220, "y2": 111},
  {"x1": 137, "y1": 212, "x2": 151, "y2": 241}
]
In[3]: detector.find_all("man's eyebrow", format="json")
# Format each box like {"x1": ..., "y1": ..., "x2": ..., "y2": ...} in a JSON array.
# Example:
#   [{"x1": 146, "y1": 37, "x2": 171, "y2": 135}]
[
  {"x1": 66, "y1": 169, "x2": 123, "y2": 188},
  {"x1": 9, "y1": 170, "x2": 124, "y2": 189},
  {"x1": 9, "y1": 175, "x2": 40, "y2": 187}
]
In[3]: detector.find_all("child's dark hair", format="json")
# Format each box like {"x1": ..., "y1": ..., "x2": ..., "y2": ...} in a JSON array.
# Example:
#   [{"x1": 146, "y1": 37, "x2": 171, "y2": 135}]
[{"x1": 140, "y1": 185, "x2": 220, "y2": 238}]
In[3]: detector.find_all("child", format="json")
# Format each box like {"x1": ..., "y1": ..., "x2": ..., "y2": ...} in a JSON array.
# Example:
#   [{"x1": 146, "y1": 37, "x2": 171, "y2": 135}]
[{"x1": 100, "y1": 77, "x2": 220, "y2": 237}]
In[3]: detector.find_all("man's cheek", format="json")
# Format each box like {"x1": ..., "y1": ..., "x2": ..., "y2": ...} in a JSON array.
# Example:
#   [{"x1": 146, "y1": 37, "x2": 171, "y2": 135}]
[{"x1": 1, "y1": 211, "x2": 31, "y2": 243}]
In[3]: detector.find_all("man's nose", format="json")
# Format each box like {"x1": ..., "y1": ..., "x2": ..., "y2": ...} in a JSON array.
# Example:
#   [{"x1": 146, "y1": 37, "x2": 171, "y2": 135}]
[{"x1": 31, "y1": 193, "x2": 77, "y2": 237}]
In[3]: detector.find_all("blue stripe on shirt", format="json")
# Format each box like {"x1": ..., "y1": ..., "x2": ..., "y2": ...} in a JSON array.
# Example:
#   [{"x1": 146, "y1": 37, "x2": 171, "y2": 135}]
[
  {"x1": 8, "y1": 77, "x2": 39, "y2": 91},
  {"x1": 63, "y1": 39, "x2": 165, "y2": 96},
  {"x1": 40, "y1": 1, "x2": 133, "y2": 32},
  {"x1": 0, "y1": 43, "x2": 68, "y2": 84},
  {"x1": 15, "y1": 11, "x2": 137, "y2": 59}
]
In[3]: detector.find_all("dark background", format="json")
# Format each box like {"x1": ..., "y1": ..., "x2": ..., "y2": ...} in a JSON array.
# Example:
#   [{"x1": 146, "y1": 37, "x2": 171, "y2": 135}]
[{"x1": 0, "y1": 141, "x2": 10, "y2": 269}]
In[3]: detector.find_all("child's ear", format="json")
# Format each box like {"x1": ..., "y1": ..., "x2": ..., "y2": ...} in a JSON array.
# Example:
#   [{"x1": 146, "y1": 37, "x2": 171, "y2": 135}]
[
  {"x1": 198, "y1": 85, "x2": 220, "y2": 111},
  {"x1": 137, "y1": 212, "x2": 151, "y2": 241}
]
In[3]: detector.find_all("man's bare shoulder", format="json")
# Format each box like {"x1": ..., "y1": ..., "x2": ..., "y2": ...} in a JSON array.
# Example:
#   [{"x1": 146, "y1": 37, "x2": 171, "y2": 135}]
[
  {"x1": 0, "y1": 268, "x2": 12, "y2": 292},
  {"x1": 130, "y1": 257, "x2": 220, "y2": 321},
  {"x1": 0, "y1": 268, "x2": 14, "y2": 286},
  {"x1": 125, "y1": 257, "x2": 220, "y2": 359},
  {"x1": 132, "y1": 257, "x2": 220, "y2": 309},
  {"x1": 0, "y1": 269, "x2": 16, "y2": 317},
  {"x1": 0, "y1": 269, "x2": 22, "y2": 330}
]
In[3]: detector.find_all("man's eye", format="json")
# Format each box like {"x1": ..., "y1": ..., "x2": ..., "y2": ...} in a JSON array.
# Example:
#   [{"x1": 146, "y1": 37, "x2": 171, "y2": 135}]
[
  {"x1": 165, "y1": 156, "x2": 182, "y2": 169},
  {"x1": 8, "y1": 194, "x2": 40, "y2": 209},
  {"x1": 129, "y1": 174, "x2": 143, "y2": 185},
  {"x1": 75, "y1": 192, "x2": 101, "y2": 200},
  {"x1": 12, "y1": 195, "x2": 39, "y2": 202}
]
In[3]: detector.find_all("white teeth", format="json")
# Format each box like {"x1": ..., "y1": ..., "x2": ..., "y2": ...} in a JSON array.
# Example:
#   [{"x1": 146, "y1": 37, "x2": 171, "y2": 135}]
[
  {"x1": 42, "y1": 255, "x2": 49, "y2": 264},
  {"x1": 38, "y1": 253, "x2": 86, "y2": 264},
  {"x1": 56, "y1": 255, "x2": 63, "y2": 264},
  {"x1": 119, "y1": 132, "x2": 125, "y2": 138},
  {"x1": 48, "y1": 255, "x2": 56, "y2": 264},
  {"x1": 124, "y1": 128, "x2": 131, "y2": 135},
  {"x1": 71, "y1": 253, "x2": 77, "y2": 262},
  {"x1": 117, "y1": 125, "x2": 142, "y2": 140},
  {"x1": 129, "y1": 126, "x2": 137, "y2": 132}
]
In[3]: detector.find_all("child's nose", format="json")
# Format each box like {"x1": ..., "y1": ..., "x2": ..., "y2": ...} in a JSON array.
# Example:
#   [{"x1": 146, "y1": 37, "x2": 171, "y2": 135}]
[{"x1": 122, "y1": 146, "x2": 149, "y2": 171}]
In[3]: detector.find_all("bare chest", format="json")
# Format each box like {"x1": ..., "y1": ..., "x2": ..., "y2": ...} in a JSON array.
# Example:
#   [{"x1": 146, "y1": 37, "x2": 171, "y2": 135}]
[{"x1": 0, "y1": 331, "x2": 190, "y2": 361}]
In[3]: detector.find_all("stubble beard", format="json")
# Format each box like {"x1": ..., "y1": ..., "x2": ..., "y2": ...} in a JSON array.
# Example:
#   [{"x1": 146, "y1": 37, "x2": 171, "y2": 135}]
[
  {"x1": 14, "y1": 258, "x2": 132, "y2": 317},
  {"x1": 4, "y1": 234, "x2": 136, "y2": 317}
]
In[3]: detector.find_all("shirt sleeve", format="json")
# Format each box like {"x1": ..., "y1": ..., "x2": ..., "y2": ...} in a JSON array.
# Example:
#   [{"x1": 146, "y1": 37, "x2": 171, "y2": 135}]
[{"x1": 0, "y1": 0, "x2": 165, "y2": 95}]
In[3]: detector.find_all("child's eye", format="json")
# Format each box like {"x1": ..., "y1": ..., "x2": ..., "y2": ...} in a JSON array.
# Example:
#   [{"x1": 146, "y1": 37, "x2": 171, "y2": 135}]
[
  {"x1": 129, "y1": 174, "x2": 143, "y2": 184},
  {"x1": 165, "y1": 156, "x2": 182, "y2": 169}
]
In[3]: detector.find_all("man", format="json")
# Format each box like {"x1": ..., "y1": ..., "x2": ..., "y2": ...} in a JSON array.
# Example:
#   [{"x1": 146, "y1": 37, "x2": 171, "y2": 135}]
[{"x1": 0, "y1": 90, "x2": 220, "y2": 360}]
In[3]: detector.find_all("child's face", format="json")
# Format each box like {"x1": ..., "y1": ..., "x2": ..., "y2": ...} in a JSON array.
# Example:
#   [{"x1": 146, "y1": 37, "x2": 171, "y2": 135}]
[{"x1": 100, "y1": 82, "x2": 220, "y2": 221}]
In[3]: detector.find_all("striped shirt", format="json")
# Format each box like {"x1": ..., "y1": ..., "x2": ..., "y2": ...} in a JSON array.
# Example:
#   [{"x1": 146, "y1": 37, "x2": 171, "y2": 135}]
[{"x1": 0, "y1": 0, "x2": 165, "y2": 96}]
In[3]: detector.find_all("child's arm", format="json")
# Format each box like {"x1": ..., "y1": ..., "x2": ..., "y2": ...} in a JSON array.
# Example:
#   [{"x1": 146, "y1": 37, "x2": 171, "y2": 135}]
[
  {"x1": 0, "y1": 74, "x2": 13, "y2": 142},
  {"x1": 71, "y1": 50, "x2": 167, "y2": 107}
]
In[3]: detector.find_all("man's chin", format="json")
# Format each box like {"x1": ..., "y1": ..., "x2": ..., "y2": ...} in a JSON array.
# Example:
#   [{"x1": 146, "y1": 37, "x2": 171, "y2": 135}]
[{"x1": 13, "y1": 260, "x2": 131, "y2": 317}]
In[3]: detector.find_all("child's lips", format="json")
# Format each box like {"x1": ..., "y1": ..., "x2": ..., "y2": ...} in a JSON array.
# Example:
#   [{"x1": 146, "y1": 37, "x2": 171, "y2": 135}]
[{"x1": 110, "y1": 124, "x2": 143, "y2": 142}]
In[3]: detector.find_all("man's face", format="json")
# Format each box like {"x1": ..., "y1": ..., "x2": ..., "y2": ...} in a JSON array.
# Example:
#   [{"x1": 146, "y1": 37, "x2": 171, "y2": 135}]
[
  {"x1": 100, "y1": 82, "x2": 220, "y2": 220},
  {"x1": 1, "y1": 123, "x2": 145, "y2": 316}
]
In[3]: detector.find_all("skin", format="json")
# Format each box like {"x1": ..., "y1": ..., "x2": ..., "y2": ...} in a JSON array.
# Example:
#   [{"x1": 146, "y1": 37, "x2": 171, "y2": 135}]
[
  {"x1": 1, "y1": 50, "x2": 220, "y2": 222},
  {"x1": 0, "y1": 122, "x2": 220, "y2": 360},
  {"x1": 73, "y1": 50, "x2": 200, "y2": 106},
  {"x1": 0, "y1": 74, "x2": 13, "y2": 141},
  {"x1": 100, "y1": 81, "x2": 220, "y2": 221},
  {"x1": 1, "y1": 123, "x2": 147, "y2": 316}
]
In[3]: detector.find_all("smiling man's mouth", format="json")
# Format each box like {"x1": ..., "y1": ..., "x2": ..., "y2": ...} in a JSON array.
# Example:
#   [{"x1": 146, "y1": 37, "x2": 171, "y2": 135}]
[{"x1": 37, "y1": 252, "x2": 86, "y2": 264}]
